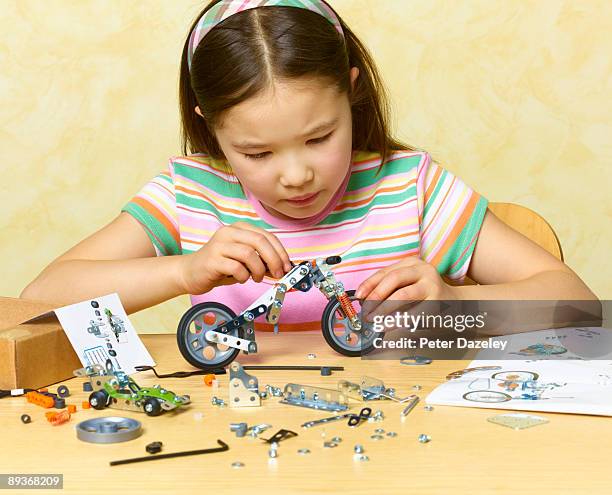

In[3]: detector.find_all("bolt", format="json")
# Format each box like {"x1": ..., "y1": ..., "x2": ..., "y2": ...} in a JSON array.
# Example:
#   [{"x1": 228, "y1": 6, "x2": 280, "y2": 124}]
[
  {"x1": 368, "y1": 410, "x2": 384, "y2": 422},
  {"x1": 259, "y1": 391, "x2": 268, "y2": 399},
  {"x1": 354, "y1": 444, "x2": 364, "y2": 454},
  {"x1": 211, "y1": 396, "x2": 225, "y2": 407},
  {"x1": 418, "y1": 434, "x2": 431, "y2": 443},
  {"x1": 424, "y1": 405, "x2": 434, "y2": 412},
  {"x1": 269, "y1": 444, "x2": 278, "y2": 458}
]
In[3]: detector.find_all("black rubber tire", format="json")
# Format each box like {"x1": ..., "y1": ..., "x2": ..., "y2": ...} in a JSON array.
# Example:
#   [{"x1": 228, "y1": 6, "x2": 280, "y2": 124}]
[
  {"x1": 177, "y1": 302, "x2": 241, "y2": 370},
  {"x1": 89, "y1": 390, "x2": 109, "y2": 410},
  {"x1": 321, "y1": 290, "x2": 375, "y2": 357},
  {"x1": 143, "y1": 398, "x2": 163, "y2": 416},
  {"x1": 57, "y1": 385, "x2": 70, "y2": 398}
]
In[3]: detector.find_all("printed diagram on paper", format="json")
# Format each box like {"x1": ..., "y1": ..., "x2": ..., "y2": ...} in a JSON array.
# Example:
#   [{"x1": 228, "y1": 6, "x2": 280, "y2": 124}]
[
  {"x1": 426, "y1": 327, "x2": 612, "y2": 416},
  {"x1": 54, "y1": 293, "x2": 155, "y2": 374}
]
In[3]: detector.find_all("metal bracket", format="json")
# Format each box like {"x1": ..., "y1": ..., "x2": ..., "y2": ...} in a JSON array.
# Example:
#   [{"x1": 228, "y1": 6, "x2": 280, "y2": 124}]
[
  {"x1": 280, "y1": 384, "x2": 348, "y2": 412},
  {"x1": 205, "y1": 330, "x2": 257, "y2": 353},
  {"x1": 229, "y1": 362, "x2": 261, "y2": 407}
]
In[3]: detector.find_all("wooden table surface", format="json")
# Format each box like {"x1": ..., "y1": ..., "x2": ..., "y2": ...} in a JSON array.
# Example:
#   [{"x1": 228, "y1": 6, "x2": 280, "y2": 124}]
[{"x1": 1, "y1": 332, "x2": 610, "y2": 494}]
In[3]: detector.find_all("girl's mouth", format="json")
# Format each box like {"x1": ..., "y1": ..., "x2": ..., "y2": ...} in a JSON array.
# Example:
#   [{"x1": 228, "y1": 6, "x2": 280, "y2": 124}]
[{"x1": 285, "y1": 191, "x2": 320, "y2": 207}]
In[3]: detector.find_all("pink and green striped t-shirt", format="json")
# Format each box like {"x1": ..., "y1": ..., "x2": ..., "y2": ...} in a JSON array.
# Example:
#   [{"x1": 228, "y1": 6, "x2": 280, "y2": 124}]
[{"x1": 122, "y1": 150, "x2": 488, "y2": 331}]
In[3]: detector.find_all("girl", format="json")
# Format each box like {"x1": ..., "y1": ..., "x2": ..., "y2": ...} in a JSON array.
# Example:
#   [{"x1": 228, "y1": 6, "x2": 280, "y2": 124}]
[{"x1": 21, "y1": 0, "x2": 595, "y2": 334}]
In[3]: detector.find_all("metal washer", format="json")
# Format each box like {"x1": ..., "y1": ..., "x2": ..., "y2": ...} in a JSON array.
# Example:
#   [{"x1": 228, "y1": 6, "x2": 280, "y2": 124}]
[{"x1": 76, "y1": 417, "x2": 142, "y2": 444}]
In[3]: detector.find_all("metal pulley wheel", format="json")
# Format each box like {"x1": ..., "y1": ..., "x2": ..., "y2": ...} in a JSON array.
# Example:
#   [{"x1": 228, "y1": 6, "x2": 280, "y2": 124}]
[{"x1": 76, "y1": 417, "x2": 143, "y2": 444}]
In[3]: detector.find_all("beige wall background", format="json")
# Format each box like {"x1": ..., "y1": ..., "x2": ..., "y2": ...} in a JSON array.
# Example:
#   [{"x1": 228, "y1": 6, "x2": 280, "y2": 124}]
[{"x1": 1, "y1": 0, "x2": 610, "y2": 333}]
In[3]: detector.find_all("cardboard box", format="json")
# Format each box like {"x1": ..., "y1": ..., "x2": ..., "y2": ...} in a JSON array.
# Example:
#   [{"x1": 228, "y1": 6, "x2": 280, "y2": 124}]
[{"x1": 0, "y1": 296, "x2": 81, "y2": 390}]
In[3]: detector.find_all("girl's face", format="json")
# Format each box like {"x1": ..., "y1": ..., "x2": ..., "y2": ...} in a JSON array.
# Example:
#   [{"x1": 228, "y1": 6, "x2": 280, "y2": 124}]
[{"x1": 209, "y1": 70, "x2": 358, "y2": 220}]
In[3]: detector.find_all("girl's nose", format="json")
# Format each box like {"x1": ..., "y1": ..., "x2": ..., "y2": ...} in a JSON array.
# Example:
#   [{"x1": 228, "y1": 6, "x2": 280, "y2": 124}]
[{"x1": 279, "y1": 161, "x2": 314, "y2": 188}]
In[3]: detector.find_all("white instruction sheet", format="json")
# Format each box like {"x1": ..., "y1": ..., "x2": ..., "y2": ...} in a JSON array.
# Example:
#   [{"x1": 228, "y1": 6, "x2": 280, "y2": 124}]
[
  {"x1": 54, "y1": 293, "x2": 155, "y2": 375},
  {"x1": 426, "y1": 327, "x2": 612, "y2": 416}
]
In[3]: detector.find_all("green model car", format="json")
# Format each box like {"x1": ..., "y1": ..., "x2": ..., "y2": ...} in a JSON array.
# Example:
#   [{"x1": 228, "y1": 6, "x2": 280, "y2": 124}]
[{"x1": 74, "y1": 361, "x2": 190, "y2": 416}]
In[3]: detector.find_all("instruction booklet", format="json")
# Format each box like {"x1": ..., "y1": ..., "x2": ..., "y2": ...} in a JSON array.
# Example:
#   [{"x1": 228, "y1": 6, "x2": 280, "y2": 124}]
[
  {"x1": 426, "y1": 327, "x2": 612, "y2": 416},
  {"x1": 54, "y1": 293, "x2": 155, "y2": 375}
]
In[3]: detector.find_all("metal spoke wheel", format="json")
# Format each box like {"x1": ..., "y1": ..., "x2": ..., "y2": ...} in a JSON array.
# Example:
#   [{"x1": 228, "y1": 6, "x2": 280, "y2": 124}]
[
  {"x1": 321, "y1": 290, "x2": 376, "y2": 357},
  {"x1": 177, "y1": 302, "x2": 241, "y2": 370}
]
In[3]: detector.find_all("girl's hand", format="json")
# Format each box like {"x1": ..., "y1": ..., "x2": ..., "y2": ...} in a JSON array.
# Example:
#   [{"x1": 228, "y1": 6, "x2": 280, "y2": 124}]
[
  {"x1": 355, "y1": 257, "x2": 457, "y2": 317},
  {"x1": 178, "y1": 222, "x2": 292, "y2": 295}
]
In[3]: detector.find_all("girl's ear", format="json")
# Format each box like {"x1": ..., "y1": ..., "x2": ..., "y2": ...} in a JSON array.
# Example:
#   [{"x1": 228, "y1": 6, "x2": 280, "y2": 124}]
[
  {"x1": 350, "y1": 67, "x2": 360, "y2": 92},
  {"x1": 195, "y1": 106, "x2": 204, "y2": 118}
]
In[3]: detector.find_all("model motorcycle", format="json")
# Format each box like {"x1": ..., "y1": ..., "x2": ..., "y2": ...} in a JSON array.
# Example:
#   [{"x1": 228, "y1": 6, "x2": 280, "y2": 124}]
[{"x1": 176, "y1": 256, "x2": 376, "y2": 370}]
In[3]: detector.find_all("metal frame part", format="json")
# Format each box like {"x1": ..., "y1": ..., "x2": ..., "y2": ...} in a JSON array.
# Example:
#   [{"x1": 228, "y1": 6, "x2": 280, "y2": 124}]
[
  {"x1": 229, "y1": 362, "x2": 261, "y2": 407},
  {"x1": 281, "y1": 384, "x2": 348, "y2": 412}
]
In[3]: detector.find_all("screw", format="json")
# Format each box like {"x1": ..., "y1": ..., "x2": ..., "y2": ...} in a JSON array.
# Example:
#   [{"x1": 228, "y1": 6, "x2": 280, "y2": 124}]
[
  {"x1": 211, "y1": 396, "x2": 225, "y2": 407},
  {"x1": 269, "y1": 443, "x2": 278, "y2": 458},
  {"x1": 418, "y1": 434, "x2": 431, "y2": 443},
  {"x1": 354, "y1": 444, "x2": 364, "y2": 454},
  {"x1": 424, "y1": 405, "x2": 434, "y2": 412}
]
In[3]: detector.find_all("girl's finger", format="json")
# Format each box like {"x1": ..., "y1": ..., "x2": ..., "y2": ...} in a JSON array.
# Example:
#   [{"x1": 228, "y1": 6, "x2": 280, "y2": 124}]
[
  {"x1": 362, "y1": 266, "x2": 425, "y2": 317},
  {"x1": 232, "y1": 223, "x2": 292, "y2": 276},
  {"x1": 222, "y1": 243, "x2": 268, "y2": 282}
]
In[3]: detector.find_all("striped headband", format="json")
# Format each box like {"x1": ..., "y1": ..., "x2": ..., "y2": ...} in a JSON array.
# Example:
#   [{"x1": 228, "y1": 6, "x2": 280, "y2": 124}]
[{"x1": 188, "y1": 0, "x2": 344, "y2": 70}]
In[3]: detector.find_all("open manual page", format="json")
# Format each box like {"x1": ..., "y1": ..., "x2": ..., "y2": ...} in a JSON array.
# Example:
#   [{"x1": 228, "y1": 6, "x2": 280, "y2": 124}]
[
  {"x1": 53, "y1": 293, "x2": 155, "y2": 375},
  {"x1": 426, "y1": 327, "x2": 612, "y2": 416}
]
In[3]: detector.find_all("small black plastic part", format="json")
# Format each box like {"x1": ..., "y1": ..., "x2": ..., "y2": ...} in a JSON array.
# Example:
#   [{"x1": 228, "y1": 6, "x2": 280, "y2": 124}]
[
  {"x1": 320, "y1": 366, "x2": 332, "y2": 376},
  {"x1": 83, "y1": 382, "x2": 93, "y2": 392},
  {"x1": 91, "y1": 301, "x2": 99, "y2": 308},
  {"x1": 20, "y1": 414, "x2": 31, "y2": 424},
  {"x1": 54, "y1": 398, "x2": 66, "y2": 409},
  {"x1": 57, "y1": 385, "x2": 70, "y2": 398},
  {"x1": 146, "y1": 441, "x2": 163, "y2": 454}
]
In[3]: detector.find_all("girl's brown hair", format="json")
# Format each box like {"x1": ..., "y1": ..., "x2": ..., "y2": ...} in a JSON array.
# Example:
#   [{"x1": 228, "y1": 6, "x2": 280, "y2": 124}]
[{"x1": 179, "y1": 0, "x2": 419, "y2": 167}]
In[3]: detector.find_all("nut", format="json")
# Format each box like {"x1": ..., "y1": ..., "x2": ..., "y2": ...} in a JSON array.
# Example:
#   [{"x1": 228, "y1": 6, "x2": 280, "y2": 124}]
[
  {"x1": 412, "y1": 385, "x2": 422, "y2": 391},
  {"x1": 307, "y1": 353, "x2": 317, "y2": 359},
  {"x1": 418, "y1": 434, "x2": 431, "y2": 443},
  {"x1": 386, "y1": 432, "x2": 398, "y2": 438},
  {"x1": 370, "y1": 434, "x2": 384, "y2": 441},
  {"x1": 231, "y1": 461, "x2": 245, "y2": 468},
  {"x1": 331, "y1": 436, "x2": 342, "y2": 443},
  {"x1": 323, "y1": 441, "x2": 338, "y2": 448},
  {"x1": 297, "y1": 448, "x2": 311, "y2": 455},
  {"x1": 374, "y1": 428, "x2": 385, "y2": 434},
  {"x1": 145, "y1": 441, "x2": 163, "y2": 454},
  {"x1": 354, "y1": 444, "x2": 364, "y2": 454},
  {"x1": 356, "y1": 455, "x2": 370, "y2": 462},
  {"x1": 424, "y1": 405, "x2": 434, "y2": 412}
]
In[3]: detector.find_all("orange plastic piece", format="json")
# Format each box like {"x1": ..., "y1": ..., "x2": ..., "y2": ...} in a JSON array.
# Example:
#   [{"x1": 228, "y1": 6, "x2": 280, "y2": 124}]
[
  {"x1": 45, "y1": 411, "x2": 57, "y2": 420},
  {"x1": 38, "y1": 388, "x2": 48, "y2": 393},
  {"x1": 48, "y1": 410, "x2": 71, "y2": 426},
  {"x1": 67, "y1": 404, "x2": 77, "y2": 413},
  {"x1": 204, "y1": 374, "x2": 216, "y2": 386},
  {"x1": 26, "y1": 391, "x2": 55, "y2": 408},
  {"x1": 82, "y1": 401, "x2": 91, "y2": 409}
]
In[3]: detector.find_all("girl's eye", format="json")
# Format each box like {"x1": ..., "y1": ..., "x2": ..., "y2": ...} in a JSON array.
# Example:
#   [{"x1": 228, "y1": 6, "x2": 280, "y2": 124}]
[
  {"x1": 242, "y1": 132, "x2": 332, "y2": 160},
  {"x1": 308, "y1": 132, "x2": 333, "y2": 145},
  {"x1": 243, "y1": 151, "x2": 270, "y2": 160}
]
